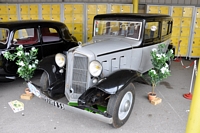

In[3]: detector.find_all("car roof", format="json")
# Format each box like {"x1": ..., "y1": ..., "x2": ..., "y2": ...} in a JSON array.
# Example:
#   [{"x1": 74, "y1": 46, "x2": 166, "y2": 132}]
[
  {"x1": 0, "y1": 20, "x2": 66, "y2": 29},
  {"x1": 94, "y1": 13, "x2": 171, "y2": 19}
]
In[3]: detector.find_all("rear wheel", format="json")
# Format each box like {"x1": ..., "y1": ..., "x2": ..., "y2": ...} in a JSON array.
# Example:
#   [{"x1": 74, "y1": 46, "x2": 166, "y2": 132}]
[
  {"x1": 107, "y1": 83, "x2": 135, "y2": 128},
  {"x1": 40, "y1": 72, "x2": 49, "y2": 92}
]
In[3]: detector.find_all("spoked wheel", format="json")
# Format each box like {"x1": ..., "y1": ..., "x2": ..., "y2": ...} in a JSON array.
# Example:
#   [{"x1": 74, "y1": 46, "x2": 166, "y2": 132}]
[
  {"x1": 40, "y1": 72, "x2": 49, "y2": 93},
  {"x1": 107, "y1": 83, "x2": 135, "y2": 128}
]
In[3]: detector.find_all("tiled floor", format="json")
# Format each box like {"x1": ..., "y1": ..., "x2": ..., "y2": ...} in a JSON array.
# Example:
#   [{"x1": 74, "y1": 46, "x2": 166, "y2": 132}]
[{"x1": 0, "y1": 58, "x2": 197, "y2": 133}]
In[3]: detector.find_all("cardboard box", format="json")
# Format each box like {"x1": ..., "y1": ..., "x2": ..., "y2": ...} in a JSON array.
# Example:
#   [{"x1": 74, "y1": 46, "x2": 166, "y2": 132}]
[
  {"x1": 151, "y1": 97, "x2": 162, "y2": 105},
  {"x1": 20, "y1": 93, "x2": 33, "y2": 100}
]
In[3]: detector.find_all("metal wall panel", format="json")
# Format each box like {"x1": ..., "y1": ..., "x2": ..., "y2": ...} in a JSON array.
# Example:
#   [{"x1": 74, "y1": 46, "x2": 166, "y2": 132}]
[{"x1": 191, "y1": 0, "x2": 198, "y2": 5}]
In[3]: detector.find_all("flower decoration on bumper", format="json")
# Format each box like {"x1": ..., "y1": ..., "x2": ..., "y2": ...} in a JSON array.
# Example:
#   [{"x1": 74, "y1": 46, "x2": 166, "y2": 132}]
[
  {"x1": 3, "y1": 45, "x2": 38, "y2": 81},
  {"x1": 148, "y1": 44, "x2": 174, "y2": 93}
]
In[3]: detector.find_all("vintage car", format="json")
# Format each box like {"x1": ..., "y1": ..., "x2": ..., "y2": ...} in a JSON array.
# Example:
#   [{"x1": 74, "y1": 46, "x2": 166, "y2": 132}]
[
  {"x1": 28, "y1": 13, "x2": 174, "y2": 128},
  {"x1": 0, "y1": 20, "x2": 78, "y2": 82}
]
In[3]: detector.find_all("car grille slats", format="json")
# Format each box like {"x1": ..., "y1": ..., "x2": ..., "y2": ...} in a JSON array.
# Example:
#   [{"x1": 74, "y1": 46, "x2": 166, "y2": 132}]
[{"x1": 72, "y1": 55, "x2": 88, "y2": 94}]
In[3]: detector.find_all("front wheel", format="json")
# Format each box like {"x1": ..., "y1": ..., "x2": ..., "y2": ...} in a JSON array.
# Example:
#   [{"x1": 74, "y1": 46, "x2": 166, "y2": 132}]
[{"x1": 107, "y1": 83, "x2": 135, "y2": 128}]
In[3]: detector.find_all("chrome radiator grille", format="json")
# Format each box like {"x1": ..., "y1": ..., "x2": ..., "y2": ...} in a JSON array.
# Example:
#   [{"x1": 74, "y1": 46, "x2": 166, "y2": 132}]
[{"x1": 72, "y1": 55, "x2": 88, "y2": 94}]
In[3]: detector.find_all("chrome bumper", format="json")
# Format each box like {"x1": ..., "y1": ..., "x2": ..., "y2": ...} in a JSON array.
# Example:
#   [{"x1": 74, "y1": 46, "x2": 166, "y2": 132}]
[{"x1": 27, "y1": 82, "x2": 113, "y2": 124}]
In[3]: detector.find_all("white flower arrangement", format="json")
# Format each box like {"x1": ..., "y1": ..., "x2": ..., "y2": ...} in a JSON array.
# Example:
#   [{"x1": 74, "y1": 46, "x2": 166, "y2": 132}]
[
  {"x1": 3, "y1": 45, "x2": 38, "y2": 82},
  {"x1": 148, "y1": 44, "x2": 174, "y2": 94}
]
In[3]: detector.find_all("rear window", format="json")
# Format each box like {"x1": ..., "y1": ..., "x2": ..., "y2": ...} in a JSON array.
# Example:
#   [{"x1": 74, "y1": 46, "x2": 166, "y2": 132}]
[
  {"x1": 41, "y1": 27, "x2": 60, "y2": 43},
  {"x1": 0, "y1": 28, "x2": 9, "y2": 44}
]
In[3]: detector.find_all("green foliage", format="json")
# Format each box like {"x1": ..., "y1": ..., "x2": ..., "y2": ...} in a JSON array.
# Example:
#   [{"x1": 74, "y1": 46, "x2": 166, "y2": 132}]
[
  {"x1": 3, "y1": 45, "x2": 38, "y2": 82},
  {"x1": 148, "y1": 44, "x2": 174, "y2": 93}
]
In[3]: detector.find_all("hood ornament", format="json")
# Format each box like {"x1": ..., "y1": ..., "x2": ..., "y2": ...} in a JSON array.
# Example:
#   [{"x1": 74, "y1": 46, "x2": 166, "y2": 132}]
[{"x1": 78, "y1": 41, "x2": 82, "y2": 47}]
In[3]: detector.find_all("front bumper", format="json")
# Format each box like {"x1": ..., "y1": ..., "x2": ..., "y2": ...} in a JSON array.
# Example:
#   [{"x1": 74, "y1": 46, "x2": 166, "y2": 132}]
[{"x1": 27, "y1": 82, "x2": 113, "y2": 124}]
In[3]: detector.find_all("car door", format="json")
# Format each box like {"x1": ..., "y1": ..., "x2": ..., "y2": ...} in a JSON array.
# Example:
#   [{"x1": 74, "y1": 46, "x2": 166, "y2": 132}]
[{"x1": 40, "y1": 26, "x2": 65, "y2": 57}]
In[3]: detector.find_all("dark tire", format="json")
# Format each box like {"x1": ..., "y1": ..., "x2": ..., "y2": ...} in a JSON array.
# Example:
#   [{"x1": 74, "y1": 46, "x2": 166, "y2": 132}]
[
  {"x1": 107, "y1": 83, "x2": 135, "y2": 128},
  {"x1": 40, "y1": 72, "x2": 49, "y2": 92}
]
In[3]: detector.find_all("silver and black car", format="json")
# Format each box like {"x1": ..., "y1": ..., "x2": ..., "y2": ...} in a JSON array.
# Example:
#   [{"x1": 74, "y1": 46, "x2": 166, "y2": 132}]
[
  {"x1": 28, "y1": 13, "x2": 175, "y2": 128},
  {"x1": 0, "y1": 20, "x2": 78, "y2": 82}
]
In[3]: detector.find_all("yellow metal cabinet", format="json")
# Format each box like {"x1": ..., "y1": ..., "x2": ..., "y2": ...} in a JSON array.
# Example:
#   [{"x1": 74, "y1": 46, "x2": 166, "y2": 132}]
[
  {"x1": 191, "y1": 48, "x2": 200, "y2": 56},
  {"x1": 97, "y1": 5, "x2": 107, "y2": 14},
  {"x1": 73, "y1": 4, "x2": 83, "y2": 14},
  {"x1": 172, "y1": 7, "x2": 183, "y2": 17},
  {"x1": 0, "y1": 5, "x2": 8, "y2": 14},
  {"x1": 73, "y1": 14, "x2": 83, "y2": 22},
  {"x1": 51, "y1": 15, "x2": 60, "y2": 21},
  {"x1": 30, "y1": 15, "x2": 38, "y2": 20},
  {"x1": 172, "y1": 27, "x2": 181, "y2": 36},
  {"x1": 21, "y1": 15, "x2": 29, "y2": 20},
  {"x1": 8, "y1": 15, "x2": 18, "y2": 20},
  {"x1": 42, "y1": 15, "x2": 51, "y2": 20},
  {"x1": 179, "y1": 46, "x2": 188, "y2": 56},
  {"x1": 0, "y1": 15, "x2": 8, "y2": 21},
  {"x1": 42, "y1": 4, "x2": 51, "y2": 15},
  {"x1": 194, "y1": 29, "x2": 200, "y2": 37},
  {"x1": 173, "y1": 17, "x2": 181, "y2": 27},
  {"x1": 74, "y1": 24, "x2": 83, "y2": 33},
  {"x1": 64, "y1": 15, "x2": 73, "y2": 23},
  {"x1": 8, "y1": 5, "x2": 17, "y2": 14},
  {"x1": 111, "y1": 5, "x2": 121, "y2": 13},
  {"x1": 181, "y1": 17, "x2": 191, "y2": 27},
  {"x1": 66, "y1": 23, "x2": 73, "y2": 32},
  {"x1": 29, "y1": 5, "x2": 38, "y2": 14},
  {"x1": 196, "y1": 8, "x2": 200, "y2": 18},
  {"x1": 87, "y1": 14, "x2": 95, "y2": 25},
  {"x1": 87, "y1": 25, "x2": 93, "y2": 33},
  {"x1": 64, "y1": 4, "x2": 73, "y2": 14},
  {"x1": 179, "y1": 37, "x2": 189, "y2": 47},
  {"x1": 87, "y1": 33, "x2": 92, "y2": 42},
  {"x1": 87, "y1": 5, "x2": 96, "y2": 14},
  {"x1": 195, "y1": 18, "x2": 200, "y2": 28},
  {"x1": 51, "y1": 4, "x2": 60, "y2": 14},
  {"x1": 183, "y1": 7, "x2": 193, "y2": 17},
  {"x1": 121, "y1": 5, "x2": 131, "y2": 13},
  {"x1": 171, "y1": 37, "x2": 179, "y2": 46},
  {"x1": 160, "y1": 6, "x2": 169, "y2": 14},
  {"x1": 180, "y1": 27, "x2": 190, "y2": 36},
  {"x1": 20, "y1": 5, "x2": 29, "y2": 15},
  {"x1": 192, "y1": 38, "x2": 200, "y2": 47},
  {"x1": 148, "y1": 6, "x2": 159, "y2": 13}
]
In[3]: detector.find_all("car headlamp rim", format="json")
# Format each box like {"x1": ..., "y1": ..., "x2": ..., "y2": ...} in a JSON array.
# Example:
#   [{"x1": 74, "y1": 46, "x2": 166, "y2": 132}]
[
  {"x1": 89, "y1": 60, "x2": 102, "y2": 77},
  {"x1": 55, "y1": 53, "x2": 66, "y2": 68}
]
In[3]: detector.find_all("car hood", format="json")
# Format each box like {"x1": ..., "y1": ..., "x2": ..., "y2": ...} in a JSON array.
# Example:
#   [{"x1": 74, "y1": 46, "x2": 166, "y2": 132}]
[{"x1": 78, "y1": 37, "x2": 140, "y2": 57}]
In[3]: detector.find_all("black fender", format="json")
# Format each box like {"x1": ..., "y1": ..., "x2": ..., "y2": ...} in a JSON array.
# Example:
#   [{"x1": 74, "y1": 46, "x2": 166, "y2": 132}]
[
  {"x1": 78, "y1": 69, "x2": 141, "y2": 107},
  {"x1": 37, "y1": 54, "x2": 65, "y2": 89}
]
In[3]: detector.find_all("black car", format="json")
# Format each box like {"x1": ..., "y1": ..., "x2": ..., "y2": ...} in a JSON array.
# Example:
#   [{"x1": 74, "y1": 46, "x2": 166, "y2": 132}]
[{"x1": 0, "y1": 20, "x2": 78, "y2": 82}]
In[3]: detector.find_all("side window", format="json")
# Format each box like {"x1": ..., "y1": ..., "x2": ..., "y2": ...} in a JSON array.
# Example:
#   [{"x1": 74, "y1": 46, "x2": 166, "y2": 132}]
[
  {"x1": 13, "y1": 28, "x2": 39, "y2": 45},
  {"x1": 162, "y1": 20, "x2": 168, "y2": 36},
  {"x1": 145, "y1": 22, "x2": 159, "y2": 39},
  {"x1": 41, "y1": 27, "x2": 60, "y2": 43}
]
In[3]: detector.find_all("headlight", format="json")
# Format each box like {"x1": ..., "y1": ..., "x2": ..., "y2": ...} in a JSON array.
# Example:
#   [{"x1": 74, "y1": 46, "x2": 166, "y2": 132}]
[
  {"x1": 89, "y1": 60, "x2": 102, "y2": 77},
  {"x1": 55, "y1": 53, "x2": 66, "y2": 67}
]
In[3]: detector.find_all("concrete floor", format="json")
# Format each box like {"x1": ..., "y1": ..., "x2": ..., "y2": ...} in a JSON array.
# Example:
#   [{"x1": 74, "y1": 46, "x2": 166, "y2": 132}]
[{"x1": 0, "y1": 59, "x2": 196, "y2": 133}]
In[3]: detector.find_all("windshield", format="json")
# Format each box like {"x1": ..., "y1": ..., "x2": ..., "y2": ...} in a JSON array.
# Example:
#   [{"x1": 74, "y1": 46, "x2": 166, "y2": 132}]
[
  {"x1": 94, "y1": 20, "x2": 142, "y2": 40},
  {"x1": 0, "y1": 28, "x2": 9, "y2": 44}
]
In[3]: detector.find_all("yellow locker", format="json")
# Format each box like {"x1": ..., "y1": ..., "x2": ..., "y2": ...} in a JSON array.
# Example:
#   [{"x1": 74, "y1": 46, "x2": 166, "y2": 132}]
[
  {"x1": 173, "y1": 17, "x2": 181, "y2": 27},
  {"x1": 73, "y1": 4, "x2": 83, "y2": 14},
  {"x1": 51, "y1": 4, "x2": 60, "y2": 14},
  {"x1": 51, "y1": 15, "x2": 60, "y2": 21},
  {"x1": 192, "y1": 38, "x2": 200, "y2": 47},
  {"x1": 0, "y1": 5, "x2": 8, "y2": 14},
  {"x1": 181, "y1": 17, "x2": 191, "y2": 27},
  {"x1": 171, "y1": 37, "x2": 179, "y2": 46},
  {"x1": 179, "y1": 37, "x2": 189, "y2": 47},
  {"x1": 111, "y1": 5, "x2": 121, "y2": 13},
  {"x1": 179, "y1": 46, "x2": 188, "y2": 56},
  {"x1": 74, "y1": 24, "x2": 83, "y2": 33},
  {"x1": 172, "y1": 7, "x2": 183, "y2": 17},
  {"x1": 42, "y1": 15, "x2": 51, "y2": 20},
  {"x1": 30, "y1": 5, "x2": 39, "y2": 15},
  {"x1": 148, "y1": 6, "x2": 159, "y2": 13},
  {"x1": 30, "y1": 15, "x2": 39, "y2": 20},
  {"x1": 64, "y1": 15, "x2": 73, "y2": 23},
  {"x1": 20, "y1": 5, "x2": 29, "y2": 15},
  {"x1": 73, "y1": 14, "x2": 83, "y2": 22},
  {"x1": 160, "y1": 6, "x2": 169, "y2": 15},
  {"x1": 196, "y1": 8, "x2": 200, "y2": 18},
  {"x1": 64, "y1": 4, "x2": 73, "y2": 14},
  {"x1": 180, "y1": 27, "x2": 190, "y2": 36},
  {"x1": 172, "y1": 27, "x2": 180, "y2": 36},
  {"x1": 87, "y1": 5, "x2": 96, "y2": 14},
  {"x1": 87, "y1": 14, "x2": 95, "y2": 25},
  {"x1": 191, "y1": 47, "x2": 200, "y2": 56},
  {"x1": 66, "y1": 23, "x2": 73, "y2": 32},
  {"x1": 97, "y1": 5, "x2": 107, "y2": 14},
  {"x1": 8, "y1": 5, "x2": 17, "y2": 14},
  {"x1": 21, "y1": 15, "x2": 30, "y2": 20},
  {"x1": 87, "y1": 25, "x2": 93, "y2": 33},
  {"x1": 194, "y1": 29, "x2": 200, "y2": 37},
  {"x1": 9, "y1": 15, "x2": 18, "y2": 20},
  {"x1": 87, "y1": 33, "x2": 92, "y2": 41},
  {"x1": 0, "y1": 15, "x2": 8, "y2": 21},
  {"x1": 183, "y1": 7, "x2": 193, "y2": 17},
  {"x1": 121, "y1": 5, "x2": 131, "y2": 13},
  {"x1": 73, "y1": 33, "x2": 83, "y2": 42},
  {"x1": 195, "y1": 18, "x2": 200, "y2": 28},
  {"x1": 42, "y1": 4, "x2": 51, "y2": 15}
]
